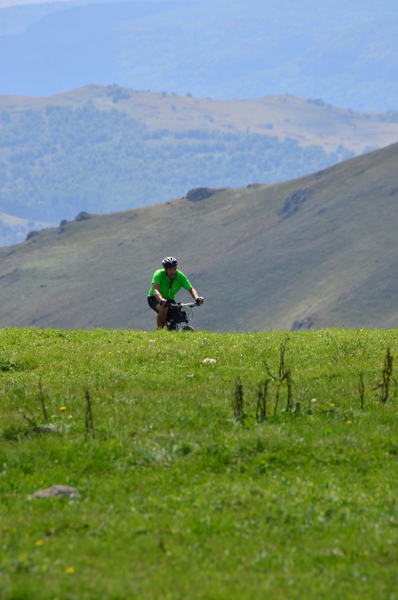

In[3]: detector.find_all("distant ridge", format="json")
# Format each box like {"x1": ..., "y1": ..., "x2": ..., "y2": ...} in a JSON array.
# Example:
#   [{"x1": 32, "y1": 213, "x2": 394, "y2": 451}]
[
  {"x1": 2, "y1": 85, "x2": 398, "y2": 154},
  {"x1": 1, "y1": 142, "x2": 398, "y2": 331},
  {"x1": 2, "y1": 85, "x2": 398, "y2": 245}
]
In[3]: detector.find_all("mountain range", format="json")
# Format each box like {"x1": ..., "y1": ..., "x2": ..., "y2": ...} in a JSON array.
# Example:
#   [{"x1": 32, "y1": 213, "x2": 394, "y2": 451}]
[
  {"x1": 2, "y1": 84, "x2": 398, "y2": 245},
  {"x1": 1, "y1": 142, "x2": 397, "y2": 332},
  {"x1": 1, "y1": 0, "x2": 398, "y2": 111}
]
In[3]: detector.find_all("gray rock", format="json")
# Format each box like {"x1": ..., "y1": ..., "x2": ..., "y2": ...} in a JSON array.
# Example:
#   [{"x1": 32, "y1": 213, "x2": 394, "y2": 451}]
[
  {"x1": 58, "y1": 219, "x2": 68, "y2": 233},
  {"x1": 33, "y1": 424, "x2": 60, "y2": 435},
  {"x1": 30, "y1": 485, "x2": 80, "y2": 499},
  {"x1": 185, "y1": 187, "x2": 224, "y2": 202},
  {"x1": 25, "y1": 230, "x2": 39, "y2": 241},
  {"x1": 74, "y1": 211, "x2": 91, "y2": 222}
]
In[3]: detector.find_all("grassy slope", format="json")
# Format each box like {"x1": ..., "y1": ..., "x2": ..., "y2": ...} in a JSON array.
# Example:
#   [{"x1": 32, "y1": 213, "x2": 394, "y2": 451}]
[
  {"x1": 1, "y1": 328, "x2": 398, "y2": 599},
  {"x1": 1, "y1": 142, "x2": 398, "y2": 331}
]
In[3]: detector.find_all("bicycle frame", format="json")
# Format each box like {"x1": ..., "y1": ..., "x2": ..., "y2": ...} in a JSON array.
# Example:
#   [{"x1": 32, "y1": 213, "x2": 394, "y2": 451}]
[{"x1": 166, "y1": 301, "x2": 200, "y2": 331}]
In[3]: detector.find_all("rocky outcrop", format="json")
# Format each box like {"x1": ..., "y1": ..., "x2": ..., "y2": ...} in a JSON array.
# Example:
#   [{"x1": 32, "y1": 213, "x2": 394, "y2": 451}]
[
  {"x1": 185, "y1": 187, "x2": 225, "y2": 202},
  {"x1": 291, "y1": 315, "x2": 316, "y2": 331},
  {"x1": 277, "y1": 189, "x2": 312, "y2": 219},
  {"x1": 74, "y1": 211, "x2": 91, "y2": 222},
  {"x1": 58, "y1": 219, "x2": 68, "y2": 233}
]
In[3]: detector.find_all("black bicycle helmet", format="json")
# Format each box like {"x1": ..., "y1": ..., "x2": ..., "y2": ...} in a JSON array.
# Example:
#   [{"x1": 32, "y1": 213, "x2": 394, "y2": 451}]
[{"x1": 162, "y1": 256, "x2": 178, "y2": 268}]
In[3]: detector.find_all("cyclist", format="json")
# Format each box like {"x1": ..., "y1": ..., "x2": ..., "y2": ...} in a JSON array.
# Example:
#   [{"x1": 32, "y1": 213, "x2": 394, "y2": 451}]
[{"x1": 148, "y1": 257, "x2": 204, "y2": 329}]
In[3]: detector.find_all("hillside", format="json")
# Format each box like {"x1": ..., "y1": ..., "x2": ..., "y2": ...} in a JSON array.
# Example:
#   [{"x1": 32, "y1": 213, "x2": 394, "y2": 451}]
[
  {"x1": 2, "y1": 85, "x2": 398, "y2": 244},
  {"x1": 1, "y1": 0, "x2": 398, "y2": 110},
  {"x1": 1, "y1": 142, "x2": 398, "y2": 331}
]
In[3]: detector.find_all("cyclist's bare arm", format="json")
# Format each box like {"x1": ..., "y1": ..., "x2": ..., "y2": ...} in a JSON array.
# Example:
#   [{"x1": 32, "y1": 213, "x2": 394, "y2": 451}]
[
  {"x1": 152, "y1": 283, "x2": 166, "y2": 304},
  {"x1": 189, "y1": 287, "x2": 205, "y2": 304}
]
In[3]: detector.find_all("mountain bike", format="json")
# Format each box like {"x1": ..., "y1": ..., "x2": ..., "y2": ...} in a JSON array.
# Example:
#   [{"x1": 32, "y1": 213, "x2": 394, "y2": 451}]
[{"x1": 166, "y1": 301, "x2": 201, "y2": 331}]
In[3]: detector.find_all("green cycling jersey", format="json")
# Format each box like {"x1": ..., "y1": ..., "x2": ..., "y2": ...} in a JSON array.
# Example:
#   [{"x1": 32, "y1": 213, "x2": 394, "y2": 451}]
[{"x1": 148, "y1": 269, "x2": 193, "y2": 300}]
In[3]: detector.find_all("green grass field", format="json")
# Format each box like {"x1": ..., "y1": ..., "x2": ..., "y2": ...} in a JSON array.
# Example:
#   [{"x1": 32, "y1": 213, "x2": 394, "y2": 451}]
[{"x1": 1, "y1": 327, "x2": 398, "y2": 599}]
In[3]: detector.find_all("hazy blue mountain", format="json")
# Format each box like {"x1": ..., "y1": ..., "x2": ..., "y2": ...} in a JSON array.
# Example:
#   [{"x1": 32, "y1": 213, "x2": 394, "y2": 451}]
[
  {"x1": 1, "y1": 0, "x2": 398, "y2": 110},
  {"x1": 0, "y1": 2, "x2": 178, "y2": 94},
  {"x1": 0, "y1": 2, "x2": 84, "y2": 36}
]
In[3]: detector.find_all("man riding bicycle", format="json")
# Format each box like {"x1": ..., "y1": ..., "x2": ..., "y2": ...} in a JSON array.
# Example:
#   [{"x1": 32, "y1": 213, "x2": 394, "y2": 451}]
[{"x1": 148, "y1": 257, "x2": 205, "y2": 329}]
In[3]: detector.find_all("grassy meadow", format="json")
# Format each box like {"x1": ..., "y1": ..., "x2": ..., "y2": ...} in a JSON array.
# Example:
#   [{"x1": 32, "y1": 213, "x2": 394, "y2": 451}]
[{"x1": 1, "y1": 327, "x2": 398, "y2": 599}]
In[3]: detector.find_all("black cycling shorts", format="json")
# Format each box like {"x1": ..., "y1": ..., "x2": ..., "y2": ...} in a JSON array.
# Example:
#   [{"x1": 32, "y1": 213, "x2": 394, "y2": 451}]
[
  {"x1": 147, "y1": 296, "x2": 159, "y2": 312},
  {"x1": 148, "y1": 297, "x2": 177, "y2": 318}
]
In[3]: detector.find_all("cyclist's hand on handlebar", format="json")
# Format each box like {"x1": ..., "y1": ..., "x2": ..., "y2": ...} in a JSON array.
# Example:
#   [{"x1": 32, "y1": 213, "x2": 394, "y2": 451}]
[{"x1": 196, "y1": 296, "x2": 204, "y2": 305}]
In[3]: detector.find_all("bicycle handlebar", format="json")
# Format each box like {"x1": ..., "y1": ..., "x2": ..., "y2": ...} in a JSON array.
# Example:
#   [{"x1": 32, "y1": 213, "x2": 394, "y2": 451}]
[{"x1": 168, "y1": 301, "x2": 200, "y2": 308}]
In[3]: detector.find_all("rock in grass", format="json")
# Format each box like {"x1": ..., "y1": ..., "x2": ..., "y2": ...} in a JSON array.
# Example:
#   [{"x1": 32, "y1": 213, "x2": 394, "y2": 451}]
[
  {"x1": 33, "y1": 424, "x2": 60, "y2": 435},
  {"x1": 30, "y1": 485, "x2": 80, "y2": 499},
  {"x1": 202, "y1": 358, "x2": 217, "y2": 364}
]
